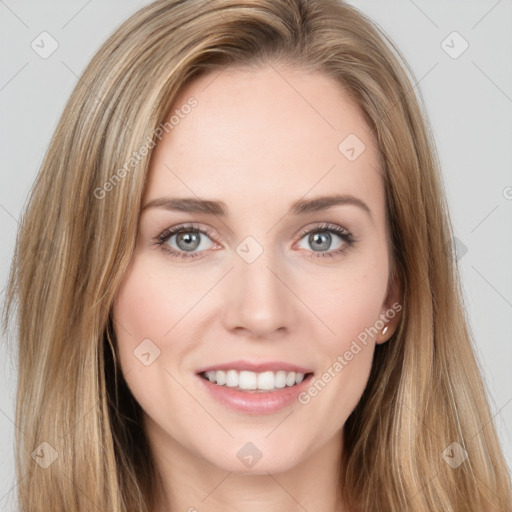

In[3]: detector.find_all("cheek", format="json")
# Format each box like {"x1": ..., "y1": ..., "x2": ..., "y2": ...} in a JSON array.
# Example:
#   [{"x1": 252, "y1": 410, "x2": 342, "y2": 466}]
[
  {"x1": 296, "y1": 251, "x2": 388, "y2": 407},
  {"x1": 304, "y1": 252, "x2": 389, "y2": 347},
  {"x1": 112, "y1": 254, "x2": 200, "y2": 347},
  {"x1": 297, "y1": 282, "x2": 381, "y2": 428},
  {"x1": 111, "y1": 255, "x2": 197, "y2": 429},
  {"x1": 113, "y1": 270, "x2": 166, "y2": 344},
  {"x1": 111, "y1": 254, "x2": 186, "y2": 386}
]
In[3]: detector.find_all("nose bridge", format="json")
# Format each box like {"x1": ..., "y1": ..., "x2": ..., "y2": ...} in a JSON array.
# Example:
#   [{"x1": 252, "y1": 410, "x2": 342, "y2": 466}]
[{"x1": 222, "y1": 239, "x2": 294, "y2": 336}]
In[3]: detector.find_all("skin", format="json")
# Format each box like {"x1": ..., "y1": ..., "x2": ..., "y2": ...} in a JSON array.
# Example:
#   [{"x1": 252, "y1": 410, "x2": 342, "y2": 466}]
[{"x1": 112, "y1": 63, "x2": 401, "y2": 512}]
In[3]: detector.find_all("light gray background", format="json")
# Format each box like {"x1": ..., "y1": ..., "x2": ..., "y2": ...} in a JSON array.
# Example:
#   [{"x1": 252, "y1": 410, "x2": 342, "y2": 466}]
[{"x1": 1, "y1": 0, "x2": 511, "y2": 509}]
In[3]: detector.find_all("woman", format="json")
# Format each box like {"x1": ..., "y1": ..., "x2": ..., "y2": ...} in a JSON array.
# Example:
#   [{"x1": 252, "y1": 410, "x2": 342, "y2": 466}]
[{"x1": 3, "y1": 0, "x2": 511, "y2": 510}]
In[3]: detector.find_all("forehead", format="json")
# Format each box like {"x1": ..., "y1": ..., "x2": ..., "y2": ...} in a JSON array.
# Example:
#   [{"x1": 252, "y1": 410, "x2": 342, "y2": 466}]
[{"x1": 144, "y1": 65, "x2": 383, "y2": 218}]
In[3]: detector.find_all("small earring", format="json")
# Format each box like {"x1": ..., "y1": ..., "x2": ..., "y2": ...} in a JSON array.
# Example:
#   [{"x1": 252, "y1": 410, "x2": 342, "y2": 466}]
[{"x1": 381, "y1": 325, "x2": 389, "y2": 336}]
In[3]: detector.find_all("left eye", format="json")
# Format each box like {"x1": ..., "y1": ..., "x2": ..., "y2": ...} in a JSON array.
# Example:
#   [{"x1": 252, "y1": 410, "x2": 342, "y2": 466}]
[{"x1": 296, "y1": 228, "x2": 348, "y2": 254}]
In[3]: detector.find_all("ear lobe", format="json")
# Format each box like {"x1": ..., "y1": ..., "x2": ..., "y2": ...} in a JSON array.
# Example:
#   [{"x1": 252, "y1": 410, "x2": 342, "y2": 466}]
[
  {"x1": 376, "y1": 270, "x2": 403, "y2": 344},
  {"x1": 376, "y1": 324, "x2": 394, "y2": 345}
]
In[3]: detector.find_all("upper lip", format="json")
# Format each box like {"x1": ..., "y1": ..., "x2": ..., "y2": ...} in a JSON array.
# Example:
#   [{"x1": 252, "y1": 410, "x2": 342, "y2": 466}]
[{"x1": 196, "y1": 359, "x2": 313, "y2": 375}]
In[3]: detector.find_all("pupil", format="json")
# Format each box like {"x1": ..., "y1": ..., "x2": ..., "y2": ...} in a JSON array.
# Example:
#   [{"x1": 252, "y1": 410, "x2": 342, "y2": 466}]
[
  {"x1": 177, "y1": 231, "x2": 200, "y2": 251},
  {"x1": 311, "y1": 232, "x2": 330, "y2": 251}
]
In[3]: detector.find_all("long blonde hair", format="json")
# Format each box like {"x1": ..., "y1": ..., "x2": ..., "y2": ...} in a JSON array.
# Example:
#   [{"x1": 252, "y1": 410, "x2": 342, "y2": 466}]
[{"x1": 3, "y1": 0, "x2": 511, "y2": 510}]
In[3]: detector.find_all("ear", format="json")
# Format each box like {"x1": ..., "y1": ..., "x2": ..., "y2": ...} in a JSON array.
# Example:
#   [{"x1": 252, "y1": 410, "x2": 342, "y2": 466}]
[{"x1": 375, "y1": 268, "x2": 403, "y2": 345}]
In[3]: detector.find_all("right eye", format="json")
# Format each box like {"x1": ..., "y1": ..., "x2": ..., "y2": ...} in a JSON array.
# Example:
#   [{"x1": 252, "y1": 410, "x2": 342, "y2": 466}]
[{"x1": 154, "y1": 223, "x2": 217, "y2": 260}]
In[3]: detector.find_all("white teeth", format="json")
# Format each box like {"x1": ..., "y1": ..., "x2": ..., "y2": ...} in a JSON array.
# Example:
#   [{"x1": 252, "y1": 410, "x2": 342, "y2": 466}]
[
  {"x1": 216, "y1": 370, "x2": 226, "y2": 385},
  {"x1": 275, "y1": 370, "x2": 286, "y2": 388},
  {"x1": 225, "y1": 370, "x2": 238, "y2": 387},
  {"x1": 201, "y1": 369, "x2": 308, "y2": 391},
  {"x1": 239, "y1": 371, "x2": 257, "y2": 390},
  {"x1": 257, "y1": 371, "x2": 275, "y2": 390}
]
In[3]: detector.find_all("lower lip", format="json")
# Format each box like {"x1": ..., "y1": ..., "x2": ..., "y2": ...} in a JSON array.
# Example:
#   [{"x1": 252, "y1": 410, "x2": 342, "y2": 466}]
[{"x1": 196, "y1": 373, "x2": 314, "y2": 415}]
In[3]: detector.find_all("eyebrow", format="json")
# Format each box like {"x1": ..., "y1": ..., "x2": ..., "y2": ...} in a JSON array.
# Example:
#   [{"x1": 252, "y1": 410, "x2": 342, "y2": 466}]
[{"x1": 142, "y1": 194, "x2": 372, "y2": 220}]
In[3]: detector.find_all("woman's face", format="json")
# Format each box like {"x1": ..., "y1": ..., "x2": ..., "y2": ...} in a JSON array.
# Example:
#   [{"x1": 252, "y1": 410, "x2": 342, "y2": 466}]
[{"x1": 112, "y1": 64, "x2": 400, "y2": 475}]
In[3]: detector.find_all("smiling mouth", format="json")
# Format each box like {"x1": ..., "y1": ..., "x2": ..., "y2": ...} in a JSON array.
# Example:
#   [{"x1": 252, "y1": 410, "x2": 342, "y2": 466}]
[{"x1": 199, "y1": 369, "x2": 314, "y2": 392}]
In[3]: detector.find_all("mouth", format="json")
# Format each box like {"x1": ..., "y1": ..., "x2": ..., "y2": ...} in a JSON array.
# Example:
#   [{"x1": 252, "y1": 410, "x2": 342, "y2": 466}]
[
  {"x1": 198, "y1": 369, "x2": 315, "y2": 393},
  {"x1": 195, "y1": 362, "x2": 315, "y2": 414}
]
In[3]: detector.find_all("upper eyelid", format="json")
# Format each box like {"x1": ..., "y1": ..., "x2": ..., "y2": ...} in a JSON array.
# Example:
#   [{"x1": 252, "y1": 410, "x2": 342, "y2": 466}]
[{"x1": 297, "y1": 223, "x2": 349, "y2": 236}]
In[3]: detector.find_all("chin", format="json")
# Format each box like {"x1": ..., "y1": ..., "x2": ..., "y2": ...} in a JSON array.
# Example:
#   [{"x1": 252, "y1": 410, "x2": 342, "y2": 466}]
[{"x1": 201, "y1": 440, "x2": 304, "y2": 476}]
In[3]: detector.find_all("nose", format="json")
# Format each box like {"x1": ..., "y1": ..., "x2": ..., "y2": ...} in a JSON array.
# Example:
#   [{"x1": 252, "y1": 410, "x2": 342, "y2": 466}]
[{"x1": 221, "y1": 251, "x2": 298, "y2": 339}]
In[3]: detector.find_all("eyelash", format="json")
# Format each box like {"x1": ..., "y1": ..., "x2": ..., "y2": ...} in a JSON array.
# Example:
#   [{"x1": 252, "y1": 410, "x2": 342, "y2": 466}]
[{"x1": 153, "y1": 222, "x2": 357, "y2": 261}]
